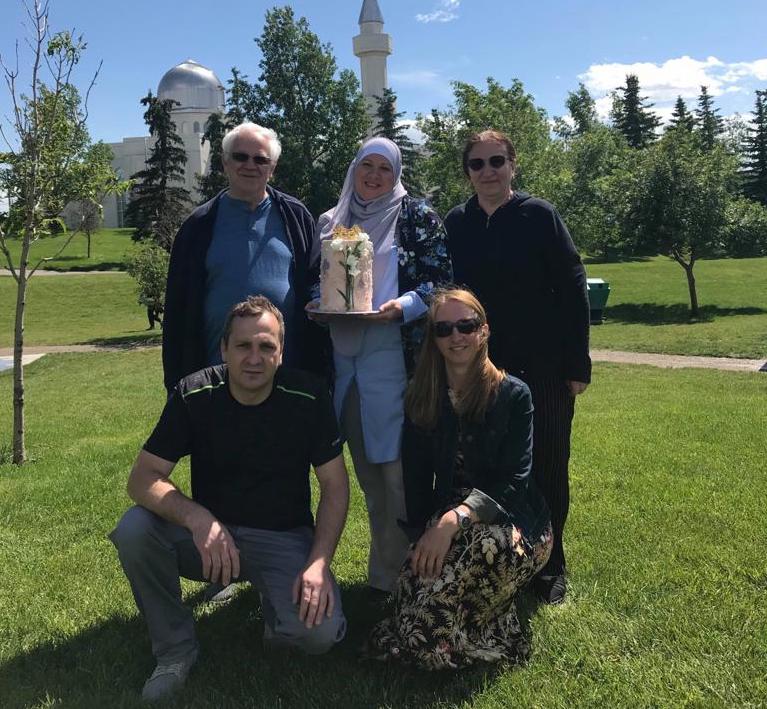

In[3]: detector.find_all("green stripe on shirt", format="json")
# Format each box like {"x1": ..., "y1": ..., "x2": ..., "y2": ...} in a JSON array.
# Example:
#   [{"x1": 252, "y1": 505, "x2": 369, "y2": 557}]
[
  {"x1": 181, "y1": 381, "x2": 227, "y2": 399},
  {"x1": 276, "y1": 384, "x2": 316, "y2": 400}
]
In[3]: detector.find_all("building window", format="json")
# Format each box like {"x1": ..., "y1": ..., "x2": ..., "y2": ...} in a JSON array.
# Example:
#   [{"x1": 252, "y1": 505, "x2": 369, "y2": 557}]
[{"x1": 193, "y1": 121, "x2": 201, "y2": 133}]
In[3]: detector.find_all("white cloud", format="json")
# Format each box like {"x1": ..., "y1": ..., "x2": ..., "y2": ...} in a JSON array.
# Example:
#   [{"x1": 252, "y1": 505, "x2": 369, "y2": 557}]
[
  {"x1": 580, "y1": 56, "x2": 726, "y2": 102},
  {"x1": 389, "y1": 69, "x2": 453, "y2": 97},
  {"x1": 580, "y1": 55, "x2": 767, "y2": 123},
  {"x1": 416, "y1": 0, "x2": 460, "y2": 24},
  {"x1": 389, "y1": 69, "x2": 444, "y2": 87},
  {"x1": 721, "y1": 59, "x2": 767, "y2": 82},
  {"x1": 398, "y1": 120, "x2": 426, "y2": 146}
]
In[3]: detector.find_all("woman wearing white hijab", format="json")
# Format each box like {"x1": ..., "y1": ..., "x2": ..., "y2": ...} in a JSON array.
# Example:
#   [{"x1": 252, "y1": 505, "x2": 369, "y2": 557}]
[{"x1": 312, "y1": 137, "x2": 452, "y2": 594}]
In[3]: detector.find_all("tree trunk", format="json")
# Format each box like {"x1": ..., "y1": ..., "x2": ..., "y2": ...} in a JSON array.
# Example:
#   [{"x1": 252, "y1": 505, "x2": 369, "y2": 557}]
[
  {"x1": 685, "y1": 263, "x2": 699, "y2": 318},
  {"x1": 86, "y1": 231, "x2": 91, "y2": 259},
  {"x1": 12, "y1": 229, "x2": 31, "y2": 465},
  {"x1": 670, "y1": 249, "x2": 699, "y2": 318}
]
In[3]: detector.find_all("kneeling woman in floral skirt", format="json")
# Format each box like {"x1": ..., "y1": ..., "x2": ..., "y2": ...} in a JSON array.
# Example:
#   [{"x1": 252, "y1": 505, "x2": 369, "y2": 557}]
[{"x1": 368, "y1": 288, "x2": 553, "y2": 670}]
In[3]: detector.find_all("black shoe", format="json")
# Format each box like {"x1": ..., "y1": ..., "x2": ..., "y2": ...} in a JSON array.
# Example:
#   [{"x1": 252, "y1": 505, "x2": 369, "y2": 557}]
[{"x1": 534, "y1": 574, "x2": 566, "y2": 604}]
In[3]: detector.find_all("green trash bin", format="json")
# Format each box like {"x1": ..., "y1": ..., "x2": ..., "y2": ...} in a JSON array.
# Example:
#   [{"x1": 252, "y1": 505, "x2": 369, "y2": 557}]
[{"x1": 586, "y1": 278, "x2": 610, "y2": 324}]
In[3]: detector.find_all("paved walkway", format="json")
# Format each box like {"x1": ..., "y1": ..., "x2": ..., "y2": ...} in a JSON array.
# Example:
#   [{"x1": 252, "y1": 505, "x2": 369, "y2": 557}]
[
  {"x1": 591, "y1": 349, "x2": 765, "y2": 372},
  {"x1": 0, "y1": 269, "x2": 123, "y2": 277}
]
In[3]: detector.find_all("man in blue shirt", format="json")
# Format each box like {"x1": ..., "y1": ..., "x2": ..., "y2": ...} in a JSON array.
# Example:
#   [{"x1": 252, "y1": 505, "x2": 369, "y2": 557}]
[{"x1": 162, "y1": 122, "x2": 324, "y2": 394}]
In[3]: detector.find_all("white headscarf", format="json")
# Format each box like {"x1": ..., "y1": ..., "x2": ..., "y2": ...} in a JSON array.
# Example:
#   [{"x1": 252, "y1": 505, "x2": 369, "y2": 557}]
[{"x1": 318, "y1": 137, "x2": 408, "y2": 252}]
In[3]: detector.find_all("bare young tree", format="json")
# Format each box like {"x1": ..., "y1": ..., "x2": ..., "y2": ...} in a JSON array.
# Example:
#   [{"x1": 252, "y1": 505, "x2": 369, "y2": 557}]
[{"x1": 0, "y1": 0, "x2": 102, "y2": 464}]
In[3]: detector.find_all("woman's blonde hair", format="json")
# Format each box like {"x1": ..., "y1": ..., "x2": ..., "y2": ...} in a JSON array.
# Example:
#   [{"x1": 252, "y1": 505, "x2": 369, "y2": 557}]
[{"x1": 405, "y1": 288, "x2": 505, "y2": 429}]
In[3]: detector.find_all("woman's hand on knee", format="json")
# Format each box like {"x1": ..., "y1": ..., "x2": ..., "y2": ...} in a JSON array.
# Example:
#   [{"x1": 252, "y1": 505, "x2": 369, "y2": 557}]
[{"x1": 410, "y1": 512, "x2": 459, "y2": 578}]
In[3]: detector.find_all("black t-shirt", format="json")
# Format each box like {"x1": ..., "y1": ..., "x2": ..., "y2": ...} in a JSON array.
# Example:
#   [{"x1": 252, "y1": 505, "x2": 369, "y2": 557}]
[{"x1": 144, "y1": 365, "x2": 343, "y2": 530}]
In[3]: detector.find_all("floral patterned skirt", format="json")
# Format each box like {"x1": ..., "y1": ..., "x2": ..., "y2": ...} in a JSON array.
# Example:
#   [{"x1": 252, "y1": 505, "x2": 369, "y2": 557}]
[{"x1": 367, "y1": 519, "x2": 553, "y2": 670}]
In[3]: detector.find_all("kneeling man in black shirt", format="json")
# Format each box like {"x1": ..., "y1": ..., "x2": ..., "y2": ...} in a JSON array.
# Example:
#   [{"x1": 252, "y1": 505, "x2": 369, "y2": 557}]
[{"x1": 111, "y1": 296, "x2": 349, "y2": 702}]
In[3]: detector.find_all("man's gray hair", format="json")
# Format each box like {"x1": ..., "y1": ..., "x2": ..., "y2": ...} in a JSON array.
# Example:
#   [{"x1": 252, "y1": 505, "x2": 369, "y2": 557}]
[{"x1": 222, "y1": 122, "x2": 282, "y2": 163}]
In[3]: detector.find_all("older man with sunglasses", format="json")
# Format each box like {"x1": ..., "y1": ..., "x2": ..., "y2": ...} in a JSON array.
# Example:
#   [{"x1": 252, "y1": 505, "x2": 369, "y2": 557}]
[{"x1": 162, "y1": 121, "x2": 325, "y2": 397}]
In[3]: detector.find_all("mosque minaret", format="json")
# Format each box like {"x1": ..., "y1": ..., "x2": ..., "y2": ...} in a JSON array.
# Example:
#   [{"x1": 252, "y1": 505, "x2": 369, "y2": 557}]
[{"x1": 353, "y1": 0, "x2": 393, "y2": 128}]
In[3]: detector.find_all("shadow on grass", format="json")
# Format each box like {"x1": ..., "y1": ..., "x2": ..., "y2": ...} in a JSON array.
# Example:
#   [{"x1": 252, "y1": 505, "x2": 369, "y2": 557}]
[
  {"x1": 0, "y1": 583, "x2": 537, "y2": 709},
  {"x1": 42, "y1": 260, "x2": 127, "y2": 272},
  {"x1": 583, "y1": 255, "x2": 653, "y2": 265},
  {"x1": 84, "y1": 333, "x2": 163, "y2": 348},
  {"x1": 604, "y1": 303, "x2": 767, "y2": 325}
]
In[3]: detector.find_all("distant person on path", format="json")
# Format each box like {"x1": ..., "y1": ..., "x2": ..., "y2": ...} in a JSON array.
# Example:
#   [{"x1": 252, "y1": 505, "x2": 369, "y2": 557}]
[
  {"x1": 444, "y1": 130, "x2": 590, "y2": 604},
  {"x1": 309, "y1": 137, "x2": 453, "y2": 596},
  {"x1": 367, "y1": 288, "x2": 552, "y2": 668},
  {"x1": 162, "y1": 121, "x2": 325, "y2": 394},
  {"x1": 111, "y1": 297, "x2": 349, "y2": 702}
]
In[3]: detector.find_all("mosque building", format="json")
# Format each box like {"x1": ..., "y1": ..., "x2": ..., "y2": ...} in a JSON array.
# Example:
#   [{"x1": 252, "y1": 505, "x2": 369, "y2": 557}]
[{"x1": 102, "y1": 0, "x2": 391, "y2": 228}]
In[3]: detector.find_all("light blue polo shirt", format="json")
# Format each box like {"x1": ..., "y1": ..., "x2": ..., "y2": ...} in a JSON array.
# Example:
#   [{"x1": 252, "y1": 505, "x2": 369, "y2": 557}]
[{"x1": 203, "y1": 193, "x2": 296, "y2": 365}]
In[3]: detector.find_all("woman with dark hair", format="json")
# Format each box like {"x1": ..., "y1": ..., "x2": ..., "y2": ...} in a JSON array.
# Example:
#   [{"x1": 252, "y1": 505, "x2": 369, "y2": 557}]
[
  {"x1": 310, "y1": 137, "x2": 452, "y2": 596},
  {"x1": 367, "y1": 288, "x2": 552, "y2": 670},
  {"x1": 445, "y1": 129, "x2": 591, "y2": 604}
]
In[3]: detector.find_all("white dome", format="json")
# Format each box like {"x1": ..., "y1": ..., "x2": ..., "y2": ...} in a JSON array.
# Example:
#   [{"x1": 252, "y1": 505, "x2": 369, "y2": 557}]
[{"x1": 157, "y1": 59, "x2": 224, "y2": 112}]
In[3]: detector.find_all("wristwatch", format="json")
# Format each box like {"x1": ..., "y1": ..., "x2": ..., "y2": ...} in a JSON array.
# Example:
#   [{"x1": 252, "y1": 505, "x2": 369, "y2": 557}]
[{"x1": 454, "y1": 508, "x2": 472, "y2": 532}]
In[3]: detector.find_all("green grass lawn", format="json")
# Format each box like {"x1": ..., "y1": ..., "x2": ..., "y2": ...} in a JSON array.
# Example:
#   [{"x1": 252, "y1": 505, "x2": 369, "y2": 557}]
[
  {"x1": 587, "y1": 256, "x2": 767, "y2": 359},
  {"x1": 1, "y1": 352, "x2": 765, "y2": 707},
  {"x1": 2, "y1": 254, "x2": 765, "y2": 359},
  {"x1": 0, "y1": 273, "x2": 158, "y2": 348},
  {"x1": 3, "y1": 228, "x2": 137, "y2": 272}
]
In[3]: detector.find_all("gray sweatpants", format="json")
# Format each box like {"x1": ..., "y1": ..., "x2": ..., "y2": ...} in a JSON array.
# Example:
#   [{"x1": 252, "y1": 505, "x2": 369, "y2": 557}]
[
  {"x1": 110, "y1": 506, "x2": 346, "y2": 663},
  {"x1": 341, "y1": 383, "x2": 410, "y2": 593}
]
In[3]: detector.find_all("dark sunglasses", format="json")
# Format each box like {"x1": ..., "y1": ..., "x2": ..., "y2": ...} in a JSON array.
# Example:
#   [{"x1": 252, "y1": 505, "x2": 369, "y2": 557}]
[
  {"x1": 230, "y1": 151, "x2": 272, "y2": 166},
  {"x1": 434, "y1": 317, "x2": 482, "y2": 338},
  {"x1": 467, "y1": 155, "x2": 508, "y2": 172}
]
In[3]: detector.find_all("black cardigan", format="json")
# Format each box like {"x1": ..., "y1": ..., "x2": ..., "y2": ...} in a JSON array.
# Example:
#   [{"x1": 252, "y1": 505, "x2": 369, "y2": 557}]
[
  {"x1": 162, "y1": 187, "x2": 328, "y2": 393},
  {"x1": 445, "y1": 192, "x2": 591, "y2": 383},
  {"x1": 402, "y1": 376, "x2": 550, "y2": 541}
]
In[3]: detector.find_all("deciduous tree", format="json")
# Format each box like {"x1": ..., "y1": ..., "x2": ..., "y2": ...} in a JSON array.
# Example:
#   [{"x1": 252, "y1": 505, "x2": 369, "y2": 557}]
[
  {"x1": 418, "y1": 78, "x2": 563, "y2": 216},
  {"x1": 0, "y1": 1, "x2": 102, "y2": 463},
  {"x1": 68, "y1": 142, "x2": 129, "y2": 257},
  {"x1": 250, "y1": 6, "x2": 369, "y2": 216},
  {"x1": 631, "y1": 130, "x2": 738, "y2": 316}
]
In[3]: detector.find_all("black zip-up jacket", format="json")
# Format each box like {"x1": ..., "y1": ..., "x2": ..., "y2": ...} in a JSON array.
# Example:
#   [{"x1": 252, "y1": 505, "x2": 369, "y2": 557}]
[
  {"x1": 162, "y1": 187, "x2": 328, "y2": 393},
  {"x1": 445, "y1": 192, "x2": 591, "y2": 383},
  {"x1": 402, "y1": 376, "x2": 550, "y2": 541}
]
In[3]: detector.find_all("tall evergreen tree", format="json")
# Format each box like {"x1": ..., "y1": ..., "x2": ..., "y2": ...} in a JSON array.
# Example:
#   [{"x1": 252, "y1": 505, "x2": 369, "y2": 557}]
[
  {"x1": 668, "y1": 96, "x2": 695, "y2": 132},
  {"x1": 610, "y1": 74, "x2": 661, "y2": 148},
  {"x1": 124, "y1": 92, "x2": 191, "y2": 249},
  {"x1": 196, "y1": 112, "x2": 228, "y2": 202},
  {"x1": 743, "y1": 89, "x2": 767, "y2": 205},
  {"x1": 695, "y1": 85, "x2": 724, "y2": 151},
  {"x1": 373, "y1": 87, "x2": 424, "y2": 195}
]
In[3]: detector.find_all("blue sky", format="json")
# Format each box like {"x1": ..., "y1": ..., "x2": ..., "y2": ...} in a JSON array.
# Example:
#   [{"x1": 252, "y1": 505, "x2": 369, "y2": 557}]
[{"x1": 1, "y1": 0, "x2": 766, "y2": 145}]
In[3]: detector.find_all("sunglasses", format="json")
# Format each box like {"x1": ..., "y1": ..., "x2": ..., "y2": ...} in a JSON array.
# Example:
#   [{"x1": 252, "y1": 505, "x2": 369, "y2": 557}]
[
  {"x1": 467, "y1": 155, "x2": 508, "y2": 172},
  {"x1": 434, "y1": 317, "x2": 482, "y2": 338},
  {"x1": 230, "y1": 152, "x2": 272, "y2": 166}
]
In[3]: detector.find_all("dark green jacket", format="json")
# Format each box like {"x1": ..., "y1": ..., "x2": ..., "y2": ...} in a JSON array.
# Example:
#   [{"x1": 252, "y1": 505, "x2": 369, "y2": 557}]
[{"x1": 402, "y1": 375, "x2": 550, "y2": 540}]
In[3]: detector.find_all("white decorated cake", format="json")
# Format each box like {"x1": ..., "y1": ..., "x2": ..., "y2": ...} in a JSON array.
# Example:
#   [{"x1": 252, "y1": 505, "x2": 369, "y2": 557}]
[{"x1": 320, "y1": 225, "x2": 374, "y2": 312}]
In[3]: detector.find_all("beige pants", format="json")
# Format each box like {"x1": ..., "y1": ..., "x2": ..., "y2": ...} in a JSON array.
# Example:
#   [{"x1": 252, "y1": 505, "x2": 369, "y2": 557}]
[{"x1": 342, "y1": 382, "x2": 410, "y2": 592}]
